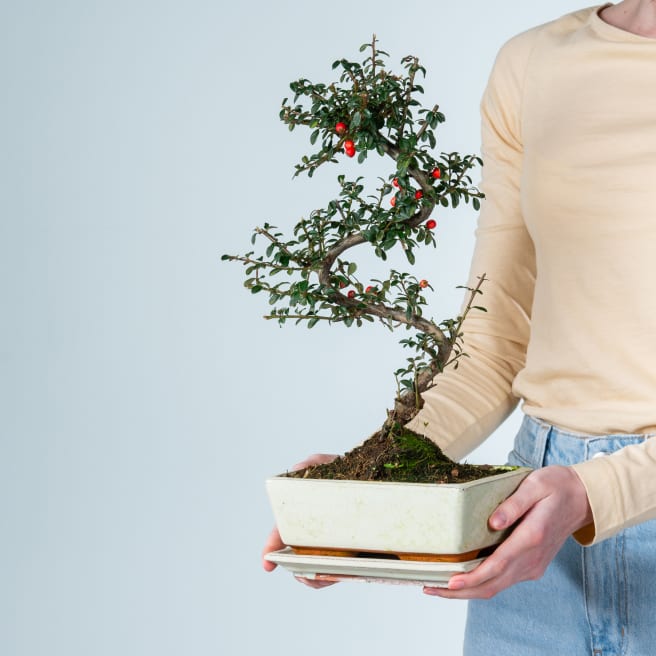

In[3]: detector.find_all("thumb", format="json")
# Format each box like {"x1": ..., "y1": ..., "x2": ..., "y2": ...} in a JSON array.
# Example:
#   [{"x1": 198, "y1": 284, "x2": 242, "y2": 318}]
[{"x1": 489, "y1": 475, "x2": 541, "y2": 530}]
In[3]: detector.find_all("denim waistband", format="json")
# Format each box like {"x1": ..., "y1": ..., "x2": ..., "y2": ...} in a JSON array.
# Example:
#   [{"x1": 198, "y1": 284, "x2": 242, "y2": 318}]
[{"x1": 512, "y1": 414, "x2": 655, "y2": 468}]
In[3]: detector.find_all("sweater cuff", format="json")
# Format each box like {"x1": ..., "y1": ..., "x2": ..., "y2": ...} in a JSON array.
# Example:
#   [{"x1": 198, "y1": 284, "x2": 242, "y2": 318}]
[{"x1": 570, "y1": 458, "x2": 621, "y2": 546}]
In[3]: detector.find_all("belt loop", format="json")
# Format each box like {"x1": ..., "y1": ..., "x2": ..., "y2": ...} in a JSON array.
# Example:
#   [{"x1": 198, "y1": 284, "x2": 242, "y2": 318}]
[{"x1": 525, "y1": 415, "x2": 551, "y2": 468}]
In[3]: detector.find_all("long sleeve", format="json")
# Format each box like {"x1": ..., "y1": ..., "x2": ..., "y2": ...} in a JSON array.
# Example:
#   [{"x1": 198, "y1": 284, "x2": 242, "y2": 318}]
[
  {"x1": 411, "y1": 5, "x2": 656, "y2": 546},
  {"x1": 406, "y1": 32, "x2": 538, "y2": 460},
  {"x1": 571, "y1": 441, "x2": 656, "y2": 545}
]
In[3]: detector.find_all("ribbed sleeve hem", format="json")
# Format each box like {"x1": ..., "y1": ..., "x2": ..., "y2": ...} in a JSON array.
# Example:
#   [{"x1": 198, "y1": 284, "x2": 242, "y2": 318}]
[{"x1": 570, "y1": 457, "x2": 621, "y2": 546}]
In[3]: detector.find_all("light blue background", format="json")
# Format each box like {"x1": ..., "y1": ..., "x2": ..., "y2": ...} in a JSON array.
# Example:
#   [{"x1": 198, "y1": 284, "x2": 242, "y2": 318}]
[{"x1": 1, "y1": 1, "x2": 580, "y2": 654}]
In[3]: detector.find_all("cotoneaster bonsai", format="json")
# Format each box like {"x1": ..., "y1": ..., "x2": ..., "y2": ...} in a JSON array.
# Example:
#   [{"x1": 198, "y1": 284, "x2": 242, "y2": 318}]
[{"x1": 224, "y1": 38, "x2": 529, "y2": 563}]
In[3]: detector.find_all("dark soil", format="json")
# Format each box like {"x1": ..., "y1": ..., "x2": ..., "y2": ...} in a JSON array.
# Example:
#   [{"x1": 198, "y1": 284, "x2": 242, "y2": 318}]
[{"x1": 286, "y1": 423, "x2": 508, "y2": 484}]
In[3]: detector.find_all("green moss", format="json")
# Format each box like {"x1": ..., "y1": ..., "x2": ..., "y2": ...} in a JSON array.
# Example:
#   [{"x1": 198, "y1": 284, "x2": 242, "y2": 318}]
[{"x1": 287, "y1": 423, "x2": 515, "y2": 484}]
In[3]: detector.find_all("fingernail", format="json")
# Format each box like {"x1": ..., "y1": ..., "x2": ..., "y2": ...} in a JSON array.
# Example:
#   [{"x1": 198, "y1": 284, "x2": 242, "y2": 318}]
[{"x1": 490, "y1": 511, "x2": 506, "y2": 530}]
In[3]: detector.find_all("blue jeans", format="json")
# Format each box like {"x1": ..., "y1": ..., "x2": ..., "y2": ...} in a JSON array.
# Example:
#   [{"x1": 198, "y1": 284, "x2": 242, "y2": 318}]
[{"x1": 464, "y1": 414, "x2": 656, "y2": 656}]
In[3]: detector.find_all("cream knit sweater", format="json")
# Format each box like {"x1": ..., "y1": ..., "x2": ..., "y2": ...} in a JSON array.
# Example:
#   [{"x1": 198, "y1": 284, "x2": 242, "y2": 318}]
[{"x1": 407, "y1": 3, "x2": 656, "y2": 545}]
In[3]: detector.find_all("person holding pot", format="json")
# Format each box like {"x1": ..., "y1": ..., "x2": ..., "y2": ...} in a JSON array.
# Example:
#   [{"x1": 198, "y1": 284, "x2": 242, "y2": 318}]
[{"x1": 264, "y1": 2, "x2": 656, "y2": 653}]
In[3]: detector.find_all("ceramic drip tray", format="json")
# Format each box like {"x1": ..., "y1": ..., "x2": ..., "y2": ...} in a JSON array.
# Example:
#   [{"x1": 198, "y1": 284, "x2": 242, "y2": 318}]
[{"x1": 266, "y1": 547, "x2": 486, "y2": 587}]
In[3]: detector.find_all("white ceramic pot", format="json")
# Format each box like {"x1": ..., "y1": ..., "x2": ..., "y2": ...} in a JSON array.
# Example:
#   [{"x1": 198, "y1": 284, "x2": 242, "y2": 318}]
[{"x1": 266, "y1": 467, "x2": 531, "y2": 557}]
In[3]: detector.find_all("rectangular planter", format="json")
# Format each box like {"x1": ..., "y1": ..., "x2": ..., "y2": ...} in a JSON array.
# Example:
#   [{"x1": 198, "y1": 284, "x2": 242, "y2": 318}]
[{"x1": 266, "y1": 467, "x2": 530, "y2": 556}]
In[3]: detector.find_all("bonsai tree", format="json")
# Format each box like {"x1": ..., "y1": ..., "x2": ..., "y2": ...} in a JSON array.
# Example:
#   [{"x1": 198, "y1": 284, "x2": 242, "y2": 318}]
[{"x1": 223, "y1": 37, "x2": 493, "y2": 484}]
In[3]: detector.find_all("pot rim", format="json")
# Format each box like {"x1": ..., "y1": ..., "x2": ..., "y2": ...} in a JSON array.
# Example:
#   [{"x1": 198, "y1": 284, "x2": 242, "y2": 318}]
[{"x1": 266, "y1": 466, "x2": 531, "y2": 490}]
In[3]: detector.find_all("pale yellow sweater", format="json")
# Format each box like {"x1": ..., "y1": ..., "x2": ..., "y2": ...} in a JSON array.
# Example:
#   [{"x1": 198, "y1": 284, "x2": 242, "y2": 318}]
[{"x1": 407, "y1": 3, "x2": 656, "y2": 545}]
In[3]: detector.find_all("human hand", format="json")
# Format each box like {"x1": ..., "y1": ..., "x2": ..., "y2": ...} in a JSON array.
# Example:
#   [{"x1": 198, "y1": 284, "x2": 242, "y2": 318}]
[
  {"x1": 262, "y1": 453, "x2": 339, "y2": 589},
  {"x1": 423, "y1": 465, "x2": 592, "y2": 600}
]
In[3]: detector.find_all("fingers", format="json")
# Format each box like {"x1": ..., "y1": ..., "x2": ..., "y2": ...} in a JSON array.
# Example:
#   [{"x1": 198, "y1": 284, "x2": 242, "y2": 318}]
[
  {"x1": 426, "y1": 496, "x2": 554, "y2": 599},
  {"x1": 264, "y1": 454, "x2": 338, "y2": 570},
  {"x1": 263, "y1": 453, "x2": 340, "y2": 586},
  {"x1": 422, "y1": 466, "x2": 593, "y2": 600},
  {"x1": 292, "y1": 453, "x2": 338, "y2": 471},
  {"x1": 294, "y1": 575, "x2": 337, "y2": 589},
  {"x1": 262, "y1": 526, "x2": 285, "y2": 571},
  {"x1": 423, "y1": 544, "x2": 514, "y2": 599},
  {"x1": 261, "y1": 528, "x2": 337, "y2": 588},
  {"x1": 489, "y1": 472, "x2": 545, "y2": 530},
  {"x1": 425, "y1": 534, "x2": 516, "y2": 599}
]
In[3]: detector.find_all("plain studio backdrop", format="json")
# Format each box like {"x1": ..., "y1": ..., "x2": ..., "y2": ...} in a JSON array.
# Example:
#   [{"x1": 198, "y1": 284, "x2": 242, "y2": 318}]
[{"x1": 1, "y1": 1, "x2": 579, "y2": 655}]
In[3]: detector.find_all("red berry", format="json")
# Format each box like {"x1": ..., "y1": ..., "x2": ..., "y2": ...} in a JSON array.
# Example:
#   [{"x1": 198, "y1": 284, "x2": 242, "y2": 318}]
[
  {"x1": 345, "y1": 146, "x2": 356, "y2": 158},
  {"x1": 347, "y1": 290, "x2": 356, "y2": 299},
  {"x1": 339, "y1": 280, "x2": 347, "y2": 289},
  {"x1": 344, "y1": 139, "x2": 355, "y2": 150},
  {"x1": 392, "y1": 178, "x2": 400, "y2": 188},
  {"x1": 365, "y1": 285, "x2": 374, "y2": 293},
  {"x1": 390, "y1": 196, "x2": 397, "y2": 207},
  {"x1": 415, "y1": 190, "x2": 423, "y2": 200},
  {"x1": 431, "y1": 167, "x2": 441, "y2": 179},
  {"x1": 419, "y1": 279, "x2": 429, "y2": 288},
  {"x1": 426, "y1": 219, "x2": 437, "y2": 230},
  {"x1": 335, "y1": 121, "x2": 347, "y2": 135}
]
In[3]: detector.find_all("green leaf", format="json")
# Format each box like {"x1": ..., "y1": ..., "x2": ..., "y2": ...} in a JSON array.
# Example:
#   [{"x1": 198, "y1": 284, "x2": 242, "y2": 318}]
[{"x1": 348, "y1": 262, "x2": 357, "y2": 276}]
